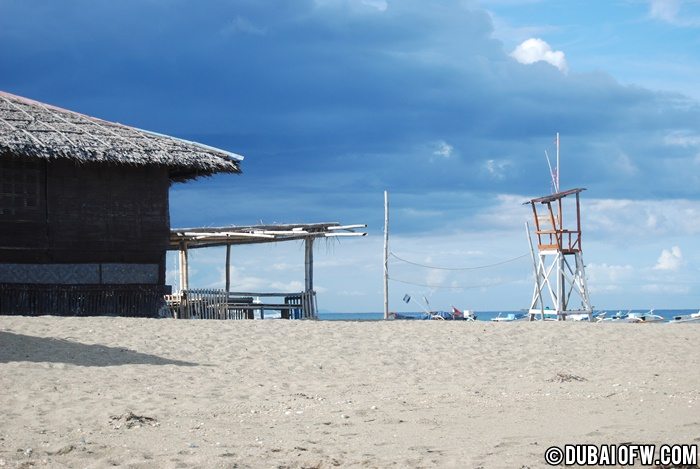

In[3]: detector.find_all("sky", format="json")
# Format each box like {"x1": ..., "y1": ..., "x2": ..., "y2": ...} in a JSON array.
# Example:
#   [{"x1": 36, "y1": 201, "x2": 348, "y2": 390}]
[{"x1": 2, "y1": 0, "x2": 700, "y2": 312}]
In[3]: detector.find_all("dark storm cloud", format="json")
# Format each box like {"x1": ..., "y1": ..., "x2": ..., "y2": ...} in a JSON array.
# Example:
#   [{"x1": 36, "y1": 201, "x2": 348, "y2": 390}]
[{"x1": 2, "y1": 0, "x2": 699, "y2": 234}]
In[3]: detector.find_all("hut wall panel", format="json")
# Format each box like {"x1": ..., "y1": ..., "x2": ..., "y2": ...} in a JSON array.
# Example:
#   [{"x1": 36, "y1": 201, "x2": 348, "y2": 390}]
[
  {"x1": 0, "y1": 263, "x2": 159, "y2": 285},
  {"x1": 101, "y1": 263, "x2": 159, "y2": 284},
  {"x1": 0, "y1": 283, "x2": 168, "y2": 317},
  {"x1": 0, "y1": 156, "x2": 48, "y2": 254},
  {"x1": 0, "y1": 263, "x2": 99, "y2": 284},
  {"x1": 46, "y1": 160, "x2": 170, "y2": 263},
  {"x1": 0, "y1": 157, "x2": 170, "y2": 291}
]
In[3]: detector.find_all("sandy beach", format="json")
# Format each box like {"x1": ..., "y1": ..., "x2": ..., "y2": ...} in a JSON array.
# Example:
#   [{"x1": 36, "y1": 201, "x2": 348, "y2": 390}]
[{"x1": 0, "y1": 317, "x2": 699, "y2": 468}]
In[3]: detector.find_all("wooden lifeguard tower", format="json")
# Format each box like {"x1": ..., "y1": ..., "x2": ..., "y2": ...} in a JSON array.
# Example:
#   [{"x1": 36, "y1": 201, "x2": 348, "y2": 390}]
[{"x1": 525, "y1": 188, "x2": 592, "y2": 321}]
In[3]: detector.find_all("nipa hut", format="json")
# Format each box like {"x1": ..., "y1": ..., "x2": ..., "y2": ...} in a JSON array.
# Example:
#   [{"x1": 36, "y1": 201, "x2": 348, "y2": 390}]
[{"x1": 0, "y1": 90, "x2": 242, "y2": 317}]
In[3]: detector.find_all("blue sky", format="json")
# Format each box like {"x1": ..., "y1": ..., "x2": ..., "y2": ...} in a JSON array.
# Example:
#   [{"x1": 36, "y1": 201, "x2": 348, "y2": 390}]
[{"x1": 2, "y1": 0, "x2": 700, "y2": 311}]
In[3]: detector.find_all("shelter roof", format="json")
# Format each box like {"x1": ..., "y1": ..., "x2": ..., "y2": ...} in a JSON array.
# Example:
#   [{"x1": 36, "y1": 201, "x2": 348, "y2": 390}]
[
  {"x1": 0, "y1": 91, "x2": 242, "y2": 181},
  {"x1": 170, "y1": 223, "x2": 367, "y2": 249}
]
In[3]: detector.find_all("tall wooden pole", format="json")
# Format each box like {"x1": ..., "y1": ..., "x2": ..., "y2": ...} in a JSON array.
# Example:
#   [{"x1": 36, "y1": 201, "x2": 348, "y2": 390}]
[
  {"x1": 305, "y1": 237, "x2": 314, "y2": 293},
  {"x1": 383, "y1": 190, "x2": 389, "y2": 320},
  {"x1": 225, "y1": 243, "x2": 231, "y2": 294},
  {"x1": 304, "y1": 237, "x2": 315, "y2": 318},
  {"x1": 178, "y1": 241, "x2": 189, "y2": 292}
]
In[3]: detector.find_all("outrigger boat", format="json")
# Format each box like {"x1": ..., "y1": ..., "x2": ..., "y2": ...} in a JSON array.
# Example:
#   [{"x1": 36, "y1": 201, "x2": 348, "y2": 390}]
[
  {"x1": 597, "y1": 310, "x2": 664, "y2": 323},
  {"x1": 627, "y1": 310, "x2": 664, "y2": 323},
  {"x1": 391, "y1": 295, "x2": 477, "y2": 320},
  {"x1": 491, "y1": 312, "x2": 528, "y2": 322},
  {"x1": 389, "y1": 307, "x2": 476, "y2": 321},
  {"x1": 668, "y1": 310, "x2": 700, "y2": 324}
]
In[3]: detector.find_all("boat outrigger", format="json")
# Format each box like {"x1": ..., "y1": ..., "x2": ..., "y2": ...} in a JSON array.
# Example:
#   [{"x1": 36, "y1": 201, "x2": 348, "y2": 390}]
[
  {"x1": 596, "y1": 310, "x2": 664, "y2": 323},
  {"x1": 668, "y1": 310, "x2": 700, "y2": 324},
  {"x1": 389, "y1": 307, "x2": 476, "y2": 321}
]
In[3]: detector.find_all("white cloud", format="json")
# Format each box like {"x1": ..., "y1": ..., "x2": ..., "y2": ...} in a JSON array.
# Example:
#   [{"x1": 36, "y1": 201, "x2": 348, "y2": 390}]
[
  {"x1": 615, "y1": 152, "x2": 639, "y2": 175},
  {"x1": 221, "y1": 16, "x2": 267, "y2": 36},
  {"x1": 648, "y1": 0, "x2": 700, "y2": 26},
  {"x1": 314, "y1": 0, "x2": 388, "y2": 12},
  {"x1": 665, "y1": 130, "x2": 700, "y2": 147},
  {"x1": 641, "y1": 283, "x2": 690, "y2": 294},
  {"x1": 510, "y1": 38, "x2": 568, "y2": 72},
  {"x1": 465, "y1": 193, "x2": 700, "y2": 240},
  {"x1": 587, "y1": 263, "x2": 634, "y2": 283},
  {"x1": 399, "y1": 207, "x2": 444, "y2": 218},
  {"x1": 433, "y1": 140, "x2": 454, "y2": 159},
  {"x1": 426, "y1": 268, "x2": 448, "y2": 289},
  {"x1": 585, "y1": 199, "x2": 700, "y2": 238},
  {"x1": 586, "y1": 263, "x2": 634, "y2": 293},
  {"x1": 649, "y1": 0, "x2": 681, "y2": 22},
  {"x1": 483, "y1": 159, "x2": 512, "y2": 180},
  {"x1": 270, "y1": 280, "x2": 305, "y2": 291},
  {"x1": 653, "y1": 245, "x2": 683, "y2": 271},
  {"x1": 361, "y1": 0, "x2": 388, "y2": 11}
]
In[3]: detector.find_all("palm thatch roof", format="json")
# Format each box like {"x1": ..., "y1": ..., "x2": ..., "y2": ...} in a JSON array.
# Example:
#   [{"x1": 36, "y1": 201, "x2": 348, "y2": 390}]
[{"x1": 0, "y1": 91, "x2": 242, "y2": 181}]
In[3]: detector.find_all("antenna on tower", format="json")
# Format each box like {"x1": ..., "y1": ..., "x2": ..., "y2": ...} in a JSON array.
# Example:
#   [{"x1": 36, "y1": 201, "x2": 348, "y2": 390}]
[
  {"x1": 555, "y1": 132, "x2": 560, "y2": 192},
  {"x1": 544, "y1": 150, "x2": 557, "y2": 193},
  {"x1": 543, "y1": 132, "x2": 561, "y2": 193}
]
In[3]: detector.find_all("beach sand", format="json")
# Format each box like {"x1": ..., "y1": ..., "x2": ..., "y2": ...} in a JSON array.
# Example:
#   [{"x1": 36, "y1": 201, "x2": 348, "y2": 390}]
[{"x1": 0, "y1": 317, "x2": 699, "y2": 468}]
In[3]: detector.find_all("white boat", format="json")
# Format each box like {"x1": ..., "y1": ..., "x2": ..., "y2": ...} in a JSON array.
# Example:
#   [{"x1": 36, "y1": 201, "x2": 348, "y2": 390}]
[
  {"x1": 626, "y1": 310, "x2": 664, "y2": 323},
  {"x1": 451, "y1": 306, "x2": 477, "y2": 321},
  {"x1": 491, "y1": 312, "x2": 528, "y2": 322},
  {"x1": 597, "y1": 310, "x2": 663, "y2": 323},
  {"x1": 597, "y1": 310, "x2": 629, "y2": 322},
  {"x1": 567, "y1": 313, "x2": 591, "y2": 321},
  {"x1": 668, "y1": 311, "x2": 700, "y2": 324}
]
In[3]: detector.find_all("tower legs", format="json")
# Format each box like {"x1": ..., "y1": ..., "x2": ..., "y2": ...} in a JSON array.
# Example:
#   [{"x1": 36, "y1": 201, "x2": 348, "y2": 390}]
[{"x1": 529, "y1": 251, "x2": 592, "y2": 321}]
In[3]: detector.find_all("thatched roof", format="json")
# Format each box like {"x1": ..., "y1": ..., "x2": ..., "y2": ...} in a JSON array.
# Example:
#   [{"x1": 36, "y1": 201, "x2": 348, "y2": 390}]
[{"x1": 0, "y1": 91, "x2": 242, "y2": 181}]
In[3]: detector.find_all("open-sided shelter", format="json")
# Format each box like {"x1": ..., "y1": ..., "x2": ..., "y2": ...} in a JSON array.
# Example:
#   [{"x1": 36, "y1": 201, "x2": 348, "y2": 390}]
[{"x1": 0, "y1": 91, "x2": 242, "y2": 317}]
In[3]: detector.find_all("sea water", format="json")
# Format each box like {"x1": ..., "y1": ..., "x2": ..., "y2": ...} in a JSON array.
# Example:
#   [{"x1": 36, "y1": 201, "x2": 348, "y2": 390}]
[{"x1": 317, "y1": 309, "x2": 699, "y2": 321}]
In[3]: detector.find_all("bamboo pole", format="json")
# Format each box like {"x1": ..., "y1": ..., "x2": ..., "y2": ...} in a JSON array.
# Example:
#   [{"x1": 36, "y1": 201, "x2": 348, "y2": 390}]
[
  {"x1": 178, "y1": 241, "x2": 190, "y2": 292},
  {"x1": 304, "y1": 237, "x2": 315, "y2": 317},
  {"x1": 383, "y1": 190, "x2": 389, "y2": 320},
  {"x1": 225, "y1": 243, "x2": 231, "y2": 294}
]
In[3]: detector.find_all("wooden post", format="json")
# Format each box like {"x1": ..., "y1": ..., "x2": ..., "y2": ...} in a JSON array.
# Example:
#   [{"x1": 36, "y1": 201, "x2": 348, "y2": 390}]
[
  {"x1": 383, "y1": 190, "x2": 389, "y2": 320},
  {"x1": 525, "y1": 221, "x2": 543, "y2": 321},
  {"x1": 177, "y1": 241, "x2": 189, "y2": 319},
  {"x1": 178, "y1": 241, "x2": 189, "y2": 292},
  {"x1": 558, "y1": 252, "x2": 565, "y2": 320},
  {"x1": 576, "y1": 192, "x2": 582, "y2": 251},
  {"x1": 225, "y1": 243, "x2": 231, "y2": 294},
  {"x1": 304, "y1": 237, "x2": 315, "y2": 317}
]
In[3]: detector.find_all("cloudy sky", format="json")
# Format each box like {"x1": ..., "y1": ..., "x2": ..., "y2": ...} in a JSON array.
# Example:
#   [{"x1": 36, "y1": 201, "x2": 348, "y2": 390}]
[{"x1": 2, "y1": 0, "x2": 700, "y2": 312}]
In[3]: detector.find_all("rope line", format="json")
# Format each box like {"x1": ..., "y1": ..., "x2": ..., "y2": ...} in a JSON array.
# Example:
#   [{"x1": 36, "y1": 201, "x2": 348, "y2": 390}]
[
  {"x1": 388, "y1": 276, "x2": 518, "y2": 290},
  {"x1": 389, "y1": 252, "x2": 529, "y2": 271}
]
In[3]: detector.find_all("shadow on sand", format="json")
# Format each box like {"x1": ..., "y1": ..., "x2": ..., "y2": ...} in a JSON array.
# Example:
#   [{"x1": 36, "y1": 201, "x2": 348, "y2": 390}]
[{"x1": 0, "y1": 331, "x2": 198, "y2": 367}]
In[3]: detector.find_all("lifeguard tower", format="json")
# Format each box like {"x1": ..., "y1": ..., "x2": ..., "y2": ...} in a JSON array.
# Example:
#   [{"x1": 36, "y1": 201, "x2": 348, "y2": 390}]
[{"x1": 525, "y1": 188, "x2": 592, "y2": 321}]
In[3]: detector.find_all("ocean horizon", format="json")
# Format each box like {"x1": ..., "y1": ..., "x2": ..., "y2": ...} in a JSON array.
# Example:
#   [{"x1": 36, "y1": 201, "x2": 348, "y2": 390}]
[{"x1": 317, "y1": 309, "x2": 700, "y2": 321}]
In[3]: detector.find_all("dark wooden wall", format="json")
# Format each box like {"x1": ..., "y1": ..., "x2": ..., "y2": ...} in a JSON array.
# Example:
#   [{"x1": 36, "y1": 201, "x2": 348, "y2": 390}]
[{"x1": 0, "y1": 155, "x2": 170, "y2": 283}]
